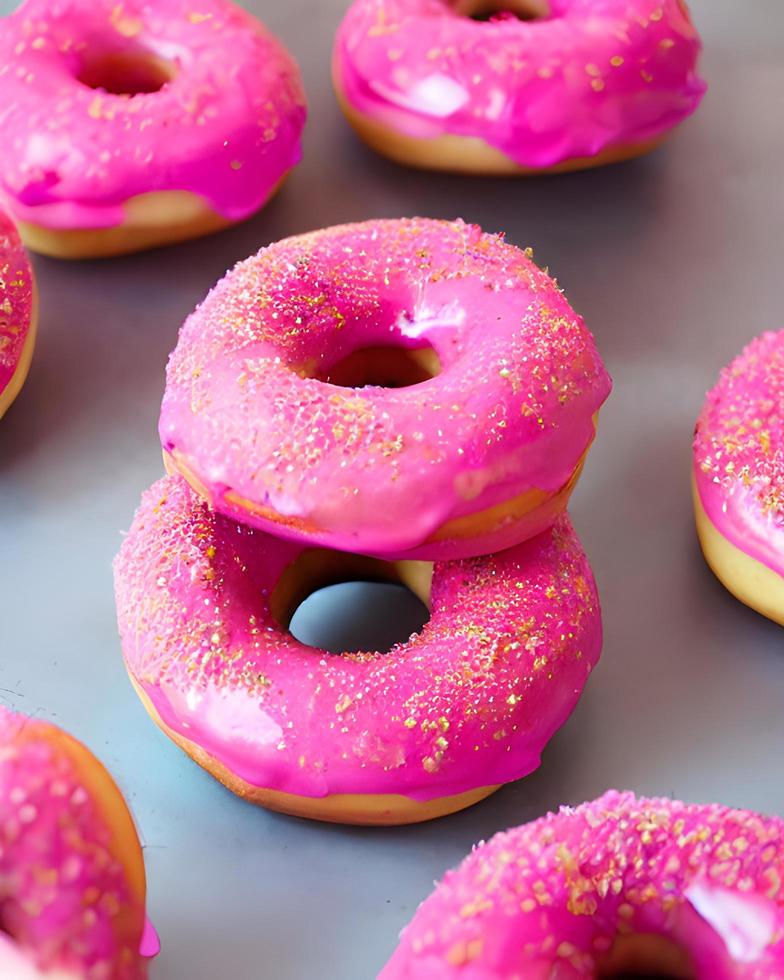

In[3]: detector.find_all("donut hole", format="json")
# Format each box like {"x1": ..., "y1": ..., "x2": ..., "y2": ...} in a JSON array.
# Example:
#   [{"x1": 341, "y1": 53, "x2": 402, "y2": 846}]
[
  {"x1": 272, "y1": 550, "x2": 432, "y2": 654},
  {"x1": 315, "y1": 344, "x2": 441, "y2": 389},
  {"x1": 76, "y1": 48, "x2": 176, "y2": 96},
  {"x1": 455, "y1": 0, "x2": 549, "y2": 22},
  {"x1": 598, "y1": 934, "x2": 696, "y2": 980}
]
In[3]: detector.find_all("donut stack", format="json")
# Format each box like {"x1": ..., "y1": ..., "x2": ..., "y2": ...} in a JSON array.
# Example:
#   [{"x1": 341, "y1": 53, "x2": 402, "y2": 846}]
[{"x1": 114, "y1": 217, "x2": 612, "y2": 825}]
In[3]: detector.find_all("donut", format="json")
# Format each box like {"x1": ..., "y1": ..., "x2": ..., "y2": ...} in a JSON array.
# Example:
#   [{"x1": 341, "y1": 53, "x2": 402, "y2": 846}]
[
  {"x1": 0, "y1": 0, "x2": 306, "y2": 259},
  {"x1": 380, "y1": 790, "x2": 784, "y2": 977},
  {"x1": 693, "y1": 331, "x2": 784, "y2": 627},
  {"x1": 160, "y1": 217, "x2": 611, "y2": 561},
  {"x1": 0, "y1": 705, "x2": 157, "y2": 979},
  {"x1": 333, "y1": 0, "x2": 706, "y2": 175},
  {"x1": 0, "y1": 207, "x2": 37, "y2": 421},
  {"x1": 113, "y1": 475, "x2": 602, "y2": 826}
]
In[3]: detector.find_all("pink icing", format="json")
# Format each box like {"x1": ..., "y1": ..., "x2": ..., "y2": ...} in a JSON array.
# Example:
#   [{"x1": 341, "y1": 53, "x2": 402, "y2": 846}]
[
  {"x1": 693, "y1": 330, "x2": 784, "y2": 579},
  {"x1": 113, "y1": 475, "x2": 602, "y2": 803},
  {"x1": 0, "y1": 208, "x2": 34, "y2": 399},
  {"x1": 0, "y1": 934, "x2": 77, "y2": 980},
  {"x1": 334, "y1": 0, "x2": 706, "y2": 169},
  {"x1": 0, "y1": 0, "x2": 306, "y2": 231},
  {"x1": 139, "y1": 919, "x2": 160, "y2": 960},
  {"x1": 159, "y1": 217, "x2": 611, "y2": 560},
  {"x1": 380, "y1": 790, "x2": 784, "y2": 978},
  {"x1": 0, "y1": 707, "x2": 149, "y2": 979}
]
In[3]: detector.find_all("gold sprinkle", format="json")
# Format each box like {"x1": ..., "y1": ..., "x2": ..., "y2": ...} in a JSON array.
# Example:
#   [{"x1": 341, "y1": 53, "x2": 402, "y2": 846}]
[
  {"x1": 446, "y1": 939, "x2": 483, "y2": 967},
  {"x1": 335, "y1": 694, "x2": 353, "y2": 714},
  {"x1": 115, "y1": 17, "x2": 142, "y2": 37},
  {"x1": 763, "y1": 867, "x2": 781, "y2": 899}
]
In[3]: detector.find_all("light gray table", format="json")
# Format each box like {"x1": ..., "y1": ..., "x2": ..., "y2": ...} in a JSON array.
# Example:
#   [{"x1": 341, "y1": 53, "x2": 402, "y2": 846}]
[{"x1": 1, "y1": 2, "x2": 782, "y2": 977}]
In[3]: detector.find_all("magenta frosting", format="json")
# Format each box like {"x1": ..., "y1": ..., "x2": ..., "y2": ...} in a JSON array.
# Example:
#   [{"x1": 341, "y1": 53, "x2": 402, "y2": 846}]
[
  {"x1": 334, "y1": 0, "x2": 706, "y2": 169},
  {"x1": 693, "y1": 330, "x2": 784, "y2": 579},
  {"x1": 114, "y1": 475, "x2": 602, "y2": 803},
  {"x1": 0, "y1": 0, "x2": 306, "y2": 230},
  {"x1": 159, "y1": 217, "x2": 612, "y2": 560},
  {"x1": 0, "y1": 207, "x2": 34, "y2": 398},
  {"x1": 380, "y1": 790, "x2": 784, "y2": 978},
  {"x1": 0, "y1": 707, "x2": 150, "y2": 979},
  {"x1": 0, "y1": 934, "x2": 77, "y2": 980}
]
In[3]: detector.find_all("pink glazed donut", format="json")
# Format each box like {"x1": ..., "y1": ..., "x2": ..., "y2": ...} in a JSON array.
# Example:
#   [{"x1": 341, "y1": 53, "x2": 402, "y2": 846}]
[
  {"x1": 0, "y1": 207, "x2": 37, "y2": 420},
  {"x1": 693, "y1": 330, "x2": 784, "y2": 627},
  {"x1": 381, "y1": 790, "x2": 784, "y2": 978},
  {"x1": 114, "y1": 475, "x2": 602, "y2": 826},
  {"x1": 0, "y1": 0, "x2": 306, "y2": 259},
  {"x1": 160, "y1": 217, "x2": 611, "y2": 561},
  {"x1": 0, "y1": 706, "x2": 158, "y2": 979},
  {"x1": 333, "y1": 0, "x2": 706, "y2": 175}
]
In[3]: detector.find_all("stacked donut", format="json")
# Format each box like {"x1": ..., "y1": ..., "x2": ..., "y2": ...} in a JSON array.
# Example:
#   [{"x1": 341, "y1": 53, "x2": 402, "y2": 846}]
[{"x1": 115, "y1": 216, "x2": 612, "y2": 825}]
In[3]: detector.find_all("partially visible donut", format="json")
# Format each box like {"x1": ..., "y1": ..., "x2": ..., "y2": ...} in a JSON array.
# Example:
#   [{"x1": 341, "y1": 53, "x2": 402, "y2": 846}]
[
  {"x1": 0, "y1": 207, "x2": 36, "y2": 420},
  {"x1": 693, "y1": 330, "x2": 784, "y2": 626},
  {"x1": 333, "y1": 0, "x2": 706, "y2": 174},
  {"x1": 381, "y1": 790, "x2": 784, "y2": 978},
  {"x1": 0, "y1": 0, "x2": 306, "y2": 258},
  {"x1": 0, "y1": 706, "x2": 156, "y2": 979}
]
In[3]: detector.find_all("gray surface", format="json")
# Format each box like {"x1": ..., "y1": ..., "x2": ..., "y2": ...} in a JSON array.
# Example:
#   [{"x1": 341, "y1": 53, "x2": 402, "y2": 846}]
[{"x1": 1, "y1": 1, "x2": 783, "y2": 977}]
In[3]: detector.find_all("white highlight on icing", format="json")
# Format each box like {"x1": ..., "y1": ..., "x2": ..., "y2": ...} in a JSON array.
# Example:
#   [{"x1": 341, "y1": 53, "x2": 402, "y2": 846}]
[
  {"x1": 405, "y1": 76, "x2": 471, "y2": 117},
  {"x1": 0, "y1": 936, "x2": 78, "y2": 980},
  {"x1": 139, "y1": 918, "x2": 160, "y2": 960},
  {"x1": 687, "y1": 883, "x2": 777, "y2": 963}
]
